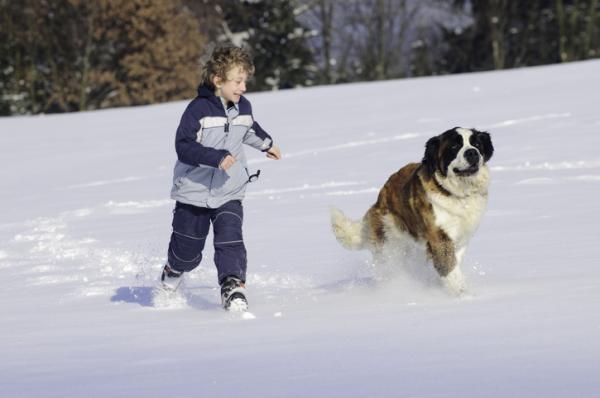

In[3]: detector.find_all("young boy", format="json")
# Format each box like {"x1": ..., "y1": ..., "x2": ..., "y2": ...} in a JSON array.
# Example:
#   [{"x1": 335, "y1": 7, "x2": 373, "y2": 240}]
[{"x1": 160, "y1": 46, "x2": 281, "y2": 311}]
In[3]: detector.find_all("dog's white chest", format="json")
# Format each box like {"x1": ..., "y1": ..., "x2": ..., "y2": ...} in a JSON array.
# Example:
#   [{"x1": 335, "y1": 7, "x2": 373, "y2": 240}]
[{"x1": 429, "y1": 192, "x2": 487, "y2": 246}]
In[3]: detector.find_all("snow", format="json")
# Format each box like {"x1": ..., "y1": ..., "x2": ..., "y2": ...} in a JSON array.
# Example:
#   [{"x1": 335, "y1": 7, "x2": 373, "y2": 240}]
[{"x1": 1, "y1": 60, "x2": 600, "y2": 397}]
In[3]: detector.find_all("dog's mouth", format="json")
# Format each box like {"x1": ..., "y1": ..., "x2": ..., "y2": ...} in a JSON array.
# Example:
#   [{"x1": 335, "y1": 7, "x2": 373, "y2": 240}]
[{"x1": 453, "y1": 164, "x2": 479, "y2": 176}]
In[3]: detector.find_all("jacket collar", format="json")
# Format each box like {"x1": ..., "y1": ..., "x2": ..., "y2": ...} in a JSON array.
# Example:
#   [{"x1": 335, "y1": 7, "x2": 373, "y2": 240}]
[
  {"x1": 197, "y1": 84, "x2": 242, "y2": 111},
  {"x1": 197, "y1": 84, "x2": 214, "y2": 98}
]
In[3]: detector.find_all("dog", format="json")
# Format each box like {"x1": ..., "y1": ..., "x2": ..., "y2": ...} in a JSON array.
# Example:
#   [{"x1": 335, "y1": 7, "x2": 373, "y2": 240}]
[{"x1": 331, "y1": 127, "x2": 494, "y2": 295}]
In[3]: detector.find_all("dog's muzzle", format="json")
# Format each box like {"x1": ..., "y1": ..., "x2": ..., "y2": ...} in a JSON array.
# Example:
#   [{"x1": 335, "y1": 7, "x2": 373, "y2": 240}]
[{"x1": 454, "y1": 149, "x2": 481, "y2": 176}]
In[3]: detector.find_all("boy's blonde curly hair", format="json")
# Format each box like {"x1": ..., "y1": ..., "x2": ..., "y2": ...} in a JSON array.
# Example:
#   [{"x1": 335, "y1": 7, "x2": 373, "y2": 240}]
[{"x1": 201, "y1": 46, "x2": 255, "y2": 90}]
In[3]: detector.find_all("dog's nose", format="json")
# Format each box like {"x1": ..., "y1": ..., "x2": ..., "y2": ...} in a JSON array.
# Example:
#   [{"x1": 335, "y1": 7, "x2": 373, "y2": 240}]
[{"x1": 464, "y1": 148, "x2": 480, "y2": 164}]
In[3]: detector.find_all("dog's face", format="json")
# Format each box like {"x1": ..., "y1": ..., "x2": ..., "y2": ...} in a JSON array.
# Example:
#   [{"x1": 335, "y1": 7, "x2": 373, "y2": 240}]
[{"x1": 423, "y1": 127, "x2": 493, "y2": 177}]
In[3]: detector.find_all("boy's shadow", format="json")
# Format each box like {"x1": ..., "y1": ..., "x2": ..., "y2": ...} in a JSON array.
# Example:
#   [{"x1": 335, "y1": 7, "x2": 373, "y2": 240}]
[
  {"x1": 111, "y1": 285, "x2": 221, "y2": 310},
  {"x1": 111, "y1": 286, "x2": 155, "y2": 307}
]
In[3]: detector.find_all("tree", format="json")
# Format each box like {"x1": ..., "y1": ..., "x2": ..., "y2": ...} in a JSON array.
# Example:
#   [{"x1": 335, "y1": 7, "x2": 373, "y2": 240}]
[
  {"x1": 339, "y1": 0, "x2": 418, "y2": 81},
  {"x1": 299, "y1": 0, "x2": 336, "y2": 84},
  {"x1": 215, "y1": 0, "x2": 317, "y2": 90},
  {"x1": 0, "y1": 0, "x2": 207, "y2": 115},
  {"x1": 435, "y1": 0, "x2": 600, "y2": 74},
  {"x1": 556, "y1": 0, "x2": 600, "y2": 61},
  {"x1": 298, "y1": 0, "x2": 425, "y2": 83},
  {"x1": 93, "y1": 0, "x2": 207, "y2": 108}
]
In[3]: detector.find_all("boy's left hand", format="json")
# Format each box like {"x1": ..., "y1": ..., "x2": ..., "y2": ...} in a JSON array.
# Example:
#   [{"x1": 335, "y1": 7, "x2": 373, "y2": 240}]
[{"x1": 266, "y1": 146, "x2": 281, "y2": 160}]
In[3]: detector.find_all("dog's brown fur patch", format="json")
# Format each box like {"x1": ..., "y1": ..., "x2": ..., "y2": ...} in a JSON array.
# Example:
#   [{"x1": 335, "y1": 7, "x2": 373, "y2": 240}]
[{"x1": 363, "y1": 163, "x2": 456, "y2": 277}]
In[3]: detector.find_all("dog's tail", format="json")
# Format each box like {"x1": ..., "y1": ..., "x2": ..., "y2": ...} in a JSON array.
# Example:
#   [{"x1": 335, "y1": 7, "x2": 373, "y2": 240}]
[{"x1": 330, "y1": 207, "x2": 365, "y2": 250}]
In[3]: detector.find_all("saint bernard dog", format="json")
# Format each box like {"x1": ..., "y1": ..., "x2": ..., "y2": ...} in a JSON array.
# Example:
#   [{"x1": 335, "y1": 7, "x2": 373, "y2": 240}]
[{"x1": 331, "y1": 127, "x2": 494, "y2": 295}]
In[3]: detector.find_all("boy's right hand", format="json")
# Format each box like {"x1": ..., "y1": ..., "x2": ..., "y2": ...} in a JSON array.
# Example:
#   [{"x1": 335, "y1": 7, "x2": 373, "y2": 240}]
[{"x1": 219, "y1": 154, "x2": 236, "y2": 171}]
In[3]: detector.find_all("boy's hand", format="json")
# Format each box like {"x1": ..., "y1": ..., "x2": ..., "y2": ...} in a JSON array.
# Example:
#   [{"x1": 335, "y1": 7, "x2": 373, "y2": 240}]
[
  {"x1": 266, "y1": 146, "x2": 281, "y2": 160},
  {"x1": 219, "y1": 154, "x2": 236, "y2": 171}
]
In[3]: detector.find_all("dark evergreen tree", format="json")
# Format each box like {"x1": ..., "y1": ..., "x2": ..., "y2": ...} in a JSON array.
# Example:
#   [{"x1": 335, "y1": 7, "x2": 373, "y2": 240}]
[
  {"x1": 436, "y1": 0, "x2": 600, "y2": 74},
  {"x1": 217, "y1": 0, "x2": 316, "y2": 90}
]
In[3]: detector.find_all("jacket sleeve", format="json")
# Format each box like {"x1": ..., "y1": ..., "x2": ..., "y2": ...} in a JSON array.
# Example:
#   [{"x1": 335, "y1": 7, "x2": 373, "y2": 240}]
[
  {"x1": 243, "y1": 120, "x2": 273, "y2": 152},
  {"x1": 241, "y1": 100, "x2": 273, "y2": 152},
  {"x1": 175, "y1": 101, "x2": 230, "y2": 168}
]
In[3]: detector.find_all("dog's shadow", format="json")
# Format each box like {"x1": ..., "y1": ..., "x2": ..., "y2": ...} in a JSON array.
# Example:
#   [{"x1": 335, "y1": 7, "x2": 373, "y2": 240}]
[
  {"x1": 318, "y1": 256, "x2": 445, "y2": 297},
  {"x1": 317, "y1": 276, "x2": 379, "y2": 293},
  {"x1": 110, "y1": 285, "x2": 220, "y2": 311}
]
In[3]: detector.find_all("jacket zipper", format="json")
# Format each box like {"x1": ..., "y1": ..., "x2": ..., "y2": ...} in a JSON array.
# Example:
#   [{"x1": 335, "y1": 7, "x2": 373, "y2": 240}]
[{"x1": 209, "y1": 108, "x2": 231, "y2": 200}]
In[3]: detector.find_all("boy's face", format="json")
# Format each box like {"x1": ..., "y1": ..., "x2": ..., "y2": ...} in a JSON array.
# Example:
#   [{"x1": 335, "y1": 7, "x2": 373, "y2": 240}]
[{"x1": 214, "y1": 66, "x2": 248, "y2": 104}]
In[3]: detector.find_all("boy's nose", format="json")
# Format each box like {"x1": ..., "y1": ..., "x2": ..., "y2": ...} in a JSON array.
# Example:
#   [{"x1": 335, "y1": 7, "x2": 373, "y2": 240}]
[{"x1": 240, "y1": 81, "x2": 246, "y2": 92}]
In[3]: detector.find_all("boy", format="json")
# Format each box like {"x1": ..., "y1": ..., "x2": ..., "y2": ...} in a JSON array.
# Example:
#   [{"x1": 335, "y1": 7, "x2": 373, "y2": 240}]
[{"x1": 160, "y1": 46, "x2": 281, "y2": 311}]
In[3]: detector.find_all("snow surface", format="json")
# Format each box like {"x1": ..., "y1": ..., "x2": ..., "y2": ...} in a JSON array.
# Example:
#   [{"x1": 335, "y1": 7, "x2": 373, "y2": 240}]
[{"x1": 1, "y1": 60, "x2": 600, "y2": 397}]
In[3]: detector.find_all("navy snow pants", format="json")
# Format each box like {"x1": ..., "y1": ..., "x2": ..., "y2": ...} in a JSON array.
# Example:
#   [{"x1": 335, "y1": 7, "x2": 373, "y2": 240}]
[{"x1": 167, "y1": 200, "x2": 247, "y2": 284}]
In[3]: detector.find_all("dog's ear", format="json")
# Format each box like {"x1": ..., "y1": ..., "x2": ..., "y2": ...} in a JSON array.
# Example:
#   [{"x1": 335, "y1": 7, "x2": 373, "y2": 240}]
[
  {"x1": 478, "y1": 131, "x2": 494, "y2": 162},
  {"x1": 422, "y1": 136, "x2": 440, "y2": 175}
]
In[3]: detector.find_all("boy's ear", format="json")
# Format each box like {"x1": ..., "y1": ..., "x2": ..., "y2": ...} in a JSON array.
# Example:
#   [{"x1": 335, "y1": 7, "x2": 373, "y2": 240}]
[{"x1": 212, "y1": 74, "x2": 222, "y2": 88}]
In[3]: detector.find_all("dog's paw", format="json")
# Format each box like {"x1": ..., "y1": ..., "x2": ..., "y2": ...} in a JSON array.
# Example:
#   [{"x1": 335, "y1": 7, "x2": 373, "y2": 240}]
[{"x1": 442, "y1": 267, "x2": 467, "y2": 297}]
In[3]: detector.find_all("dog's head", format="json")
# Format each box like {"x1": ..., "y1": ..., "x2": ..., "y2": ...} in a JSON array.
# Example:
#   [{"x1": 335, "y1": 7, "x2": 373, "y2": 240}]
[{"x1": 422, "y1": 127, "x2": 493, "y2": 178}]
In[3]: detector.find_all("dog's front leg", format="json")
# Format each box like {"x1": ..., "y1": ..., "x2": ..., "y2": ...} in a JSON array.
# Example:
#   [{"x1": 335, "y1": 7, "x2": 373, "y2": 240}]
[{"x1": 427, "y1": 233, "x2": 466, "y2": 295}]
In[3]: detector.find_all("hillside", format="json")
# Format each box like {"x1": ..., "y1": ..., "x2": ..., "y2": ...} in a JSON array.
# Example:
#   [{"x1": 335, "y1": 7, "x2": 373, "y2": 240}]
[{"x1": 1, "y1": 60, "x2": 599, "y2": 397}]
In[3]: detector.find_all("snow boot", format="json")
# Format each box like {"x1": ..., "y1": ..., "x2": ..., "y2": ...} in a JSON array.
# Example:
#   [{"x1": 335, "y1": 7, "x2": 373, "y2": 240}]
[
  {"x1": 220, "y1": 276, "x2": 248, "y2": 311},
  {"x1": 160, "y1": 263, "x2": 184, "y2": 292}
]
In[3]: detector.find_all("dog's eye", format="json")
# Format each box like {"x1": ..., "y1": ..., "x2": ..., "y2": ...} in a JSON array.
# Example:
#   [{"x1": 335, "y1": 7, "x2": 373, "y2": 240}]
[{"x1": 451, "y1": 143, "x2": 461, "y2": 150}]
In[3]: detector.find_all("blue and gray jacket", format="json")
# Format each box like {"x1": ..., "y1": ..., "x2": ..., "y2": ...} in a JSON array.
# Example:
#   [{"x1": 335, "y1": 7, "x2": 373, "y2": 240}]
[{"x1": 170, "y1": 85, "x2": 273, "y2": 208}]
